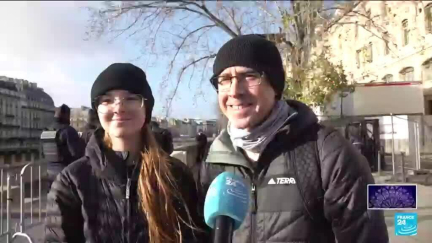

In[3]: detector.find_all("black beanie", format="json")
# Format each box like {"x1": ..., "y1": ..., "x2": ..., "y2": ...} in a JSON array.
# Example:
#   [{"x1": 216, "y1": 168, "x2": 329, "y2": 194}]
[
  {"x1": 211, "y1": 34, "x2": 285, "y2": 99},
  {"x1": 91, "y1": 63, "x2": 155, "y2": 124}
]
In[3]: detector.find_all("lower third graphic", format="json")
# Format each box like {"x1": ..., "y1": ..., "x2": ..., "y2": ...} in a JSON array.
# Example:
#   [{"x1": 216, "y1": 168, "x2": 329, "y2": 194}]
[{"x1": 395, "y1": 213, "x2": 417, "y2": 236}]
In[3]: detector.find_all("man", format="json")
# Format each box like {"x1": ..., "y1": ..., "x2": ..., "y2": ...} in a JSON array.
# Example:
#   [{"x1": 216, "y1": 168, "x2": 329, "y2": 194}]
[
  {"x1": 192, "y1": 129, "x2": 208, "y2": 194},
  {"x1": 46, "y1": 104, "x2": 85, "y2": 188},
  {"x1": 195, "y1": 129, "x2": 208, "y2": 163},
  {"x1": 81, "y1": 109, "x2": 100, "y2": 145},
  {"x1": 150, "y1": 121, "x2": 174, "y2": 154},
  {"x1": 199, "y1": 35, "x2": 388, "y2": 243}
]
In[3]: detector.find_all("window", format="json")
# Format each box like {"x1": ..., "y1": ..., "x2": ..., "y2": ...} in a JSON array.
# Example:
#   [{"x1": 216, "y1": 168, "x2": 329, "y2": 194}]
[
  {"x1": 402, "y1": 19, "x2": 409, "y2": 46},
  {"x1": 400, "y1": 67, "x2": 414, "y2": 81},
  {"x1": 383, "y1": 32, "x2": 390, "y2": 55},
  {"x1": 426, "y1": 4, "x2": 432, "y2": 33},
  {"x1": 366, "y1": 9, "x2": 372, "y2": 28},
  {"x1": 356, "y1": 50, "x2": 361, "y2": 68},
  {"x1": 381, "y1": 2, "x2": 387, "y2": 18},
  {"x1": 355, "y1": 22, "x2": 359, "y2": 38},
  {"x1": 366, "y1": 42, "x2": 373, "y2": 62},
  {"x1": 382, "y1": 74, "x2": 393, "y2": 83},
  {"x1": 338, "y1": 34, "x2": 343, "y2": 50},
  {"x1": 423, "y1": 58, "x2": 432, "y2": 81},
  {"x1": 428, "y1": 100, "x2": 432, "y2": 115}
]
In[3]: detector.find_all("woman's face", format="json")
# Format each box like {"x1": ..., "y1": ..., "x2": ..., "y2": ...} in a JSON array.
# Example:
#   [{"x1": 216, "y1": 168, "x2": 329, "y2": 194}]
[{"x1": 95, "y1": 90, "x2": 146, "y2": 138}]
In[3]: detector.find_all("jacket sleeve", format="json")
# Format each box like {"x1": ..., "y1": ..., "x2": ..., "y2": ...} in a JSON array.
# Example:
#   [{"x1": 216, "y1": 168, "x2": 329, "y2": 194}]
[
  {"x1": 318, "y1": 128, "x2": 389, "y2": 243},
  {"x1": 45, "y1": 170, "x2": 85, "y2": 243}
]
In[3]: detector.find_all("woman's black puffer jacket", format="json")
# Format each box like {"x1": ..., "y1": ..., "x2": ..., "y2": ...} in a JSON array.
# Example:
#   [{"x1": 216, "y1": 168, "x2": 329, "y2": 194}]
[{"x1": 45, "y1": 129, "x2": 209, "y2": 243}]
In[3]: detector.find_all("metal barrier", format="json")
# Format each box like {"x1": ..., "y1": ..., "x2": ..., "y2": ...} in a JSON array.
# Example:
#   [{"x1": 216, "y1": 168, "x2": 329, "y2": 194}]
[
  {"x1": 0, "y1": 158, "x2": 48, "y2": 243},
  {"x1": 0, "y1": 137, "x2": 207, "y2": 243}
]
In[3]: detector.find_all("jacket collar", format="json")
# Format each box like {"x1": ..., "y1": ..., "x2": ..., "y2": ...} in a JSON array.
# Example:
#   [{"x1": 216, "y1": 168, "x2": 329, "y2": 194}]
[
  {"x1": 85, "y1": 128, "x2": 140, "y2": 184},
  {"x1": 206, "y1": 99, "x2": 318, "y2": 169}
]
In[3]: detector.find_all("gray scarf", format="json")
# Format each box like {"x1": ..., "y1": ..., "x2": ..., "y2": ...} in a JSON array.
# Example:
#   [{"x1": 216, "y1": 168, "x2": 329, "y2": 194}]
[{"x1": 227, "y1": 100, "x2": 295, "y2": 154}]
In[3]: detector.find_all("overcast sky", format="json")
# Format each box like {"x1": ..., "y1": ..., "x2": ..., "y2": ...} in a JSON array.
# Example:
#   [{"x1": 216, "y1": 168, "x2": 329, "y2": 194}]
[{"x1": 0, "y1": 1, "x2": 218, "y2": 119}]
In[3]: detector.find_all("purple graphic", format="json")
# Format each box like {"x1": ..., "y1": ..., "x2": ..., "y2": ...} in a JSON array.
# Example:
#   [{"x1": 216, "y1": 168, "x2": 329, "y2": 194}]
[{"x1": 368, "y1": 185, "x2": 417, "y2": 209}]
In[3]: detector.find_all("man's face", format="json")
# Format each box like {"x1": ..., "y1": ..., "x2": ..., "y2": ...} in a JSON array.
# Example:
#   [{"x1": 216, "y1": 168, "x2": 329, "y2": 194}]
[{"x1": 217, "y1": 66, "x2": 276, "y2": 131}]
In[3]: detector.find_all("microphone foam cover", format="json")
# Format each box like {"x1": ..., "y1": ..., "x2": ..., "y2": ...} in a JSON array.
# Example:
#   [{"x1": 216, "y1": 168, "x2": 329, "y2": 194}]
[{"x1": 204, "y1": 172, "x2": 250, "y2": 230}]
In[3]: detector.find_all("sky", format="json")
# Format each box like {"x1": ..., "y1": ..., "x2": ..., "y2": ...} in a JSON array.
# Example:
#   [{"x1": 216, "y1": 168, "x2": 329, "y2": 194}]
[{"x1": 0, "y1": 1, "x2": 219, "y2": 120}]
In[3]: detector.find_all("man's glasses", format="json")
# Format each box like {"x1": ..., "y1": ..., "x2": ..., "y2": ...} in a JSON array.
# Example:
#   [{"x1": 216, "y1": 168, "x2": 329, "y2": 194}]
[
  {"x1": 211, "y1": 71, "x2": 264, "y2": 92},
  {"x1": 94, "y1": 94, "x2": 145, "y2": 114}
]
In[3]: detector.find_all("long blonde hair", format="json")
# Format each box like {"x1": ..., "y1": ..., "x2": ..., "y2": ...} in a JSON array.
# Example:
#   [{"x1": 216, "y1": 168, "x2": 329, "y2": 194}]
[{"x1": 104, "y1": 125, "x2": 197, "y2": 243}]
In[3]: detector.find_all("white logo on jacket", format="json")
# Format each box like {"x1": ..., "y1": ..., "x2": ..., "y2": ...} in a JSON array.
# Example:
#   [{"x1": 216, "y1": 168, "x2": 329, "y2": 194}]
[{"x1": 268, "y1": 177, "x2": 296, "y2": 185}]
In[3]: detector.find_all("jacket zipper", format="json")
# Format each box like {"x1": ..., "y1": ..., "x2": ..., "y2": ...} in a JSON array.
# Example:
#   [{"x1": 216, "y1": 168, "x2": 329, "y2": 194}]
[
  {"x1": 250, "y1": 180, "x2": 257, "y2": 243},
  {"x1": 125, "y1": 178, "x2": 131, "y2": 243},
  {"x1": 125, "y1": 161, "x2": 140, "y2": 243}
]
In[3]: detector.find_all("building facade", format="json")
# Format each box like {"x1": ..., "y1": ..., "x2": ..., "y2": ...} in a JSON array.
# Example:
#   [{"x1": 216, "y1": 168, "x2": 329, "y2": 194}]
[
  {"x1": 70, "y1": 106, "x2": 92, "y2": 133},
  {"x1": 0, "y1": 76, "x2": 55, "y2": 164},
  {"x1": 322, "y1": 1, "x2": 432, "y2": 117},
  {"x1": 320, "y1": 1, "x2": 432, "y2": 158},
  {"x1": 152, "y1": 116, "x2": 217, "y2": 138}
]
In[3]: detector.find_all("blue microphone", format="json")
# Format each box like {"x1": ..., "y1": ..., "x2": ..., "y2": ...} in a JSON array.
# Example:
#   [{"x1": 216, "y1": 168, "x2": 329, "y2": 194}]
[{"x1": 204, "y1": 172, "x2": 250, "y2": 243}]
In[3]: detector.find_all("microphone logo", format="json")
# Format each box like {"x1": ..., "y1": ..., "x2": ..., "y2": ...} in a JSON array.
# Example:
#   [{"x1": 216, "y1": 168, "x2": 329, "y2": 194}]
[
  {"x1": 225, "y1": 177, "x2": 248, "y2": 203},
  {"x1": 226, "y1": 177, "x2": 242, "y2": 187}
]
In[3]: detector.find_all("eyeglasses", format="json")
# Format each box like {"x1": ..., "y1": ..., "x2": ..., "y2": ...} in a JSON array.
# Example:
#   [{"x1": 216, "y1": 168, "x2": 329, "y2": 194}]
[
  {"x1": 211, "y1": 71, "x2": 264, "y2": 92},
  {"x1": 94, "y1": 94, "x2": 146, "y2": 114}
]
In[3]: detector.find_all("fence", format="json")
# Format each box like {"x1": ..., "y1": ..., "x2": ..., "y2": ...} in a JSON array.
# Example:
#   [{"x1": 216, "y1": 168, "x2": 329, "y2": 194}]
[
  {"x1": 378, "y1": 115, "x2": 421, "y2": 175},
  {"x1": 0, "y1": 137, "x2": 206, "y2": 243},
  {"x1": 0, "y1": 153, "x2": 48, "y2": 243},
  {"x1": 381, "y1": 114, "x2": 432, "y2": 173},
  {"x1": 321, "y1": 114, "x2": 430, "y2": 175}
]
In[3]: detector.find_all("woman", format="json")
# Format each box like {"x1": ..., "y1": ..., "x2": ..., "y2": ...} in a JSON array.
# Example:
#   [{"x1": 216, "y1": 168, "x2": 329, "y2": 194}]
[{"x1": 45, "y1": 63, "x2": 208, "y2": 243}]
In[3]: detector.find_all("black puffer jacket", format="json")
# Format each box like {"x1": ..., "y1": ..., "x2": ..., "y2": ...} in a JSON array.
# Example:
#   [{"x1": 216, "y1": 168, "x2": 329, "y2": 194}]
[
  {"x1": 200, "y1": 100, "x2": 389, "y2": 243},
  {"x1": 53, "y1": 123, "x2": 85, "y2": 167},
  {"x1": 45, "y1": 129, "x2": 208, "y2": 243}
]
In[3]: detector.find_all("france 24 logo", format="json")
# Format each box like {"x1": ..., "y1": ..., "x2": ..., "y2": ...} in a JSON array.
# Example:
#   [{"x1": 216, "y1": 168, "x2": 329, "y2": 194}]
[{"x1": 395, "y1": 213, "x2": 417, "y2": 236}]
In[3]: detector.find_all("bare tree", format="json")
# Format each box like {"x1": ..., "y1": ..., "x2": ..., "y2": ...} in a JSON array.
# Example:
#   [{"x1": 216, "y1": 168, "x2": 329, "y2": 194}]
[
  {"x1": 255, "y1": 1, "x2": 397, "y2": 109},
  {"x1": 85, "y1": 1, "x2": 277, "y2": 117},
  {"x1": 85, "y1": 1, "x2": 398, "y2": 117}
]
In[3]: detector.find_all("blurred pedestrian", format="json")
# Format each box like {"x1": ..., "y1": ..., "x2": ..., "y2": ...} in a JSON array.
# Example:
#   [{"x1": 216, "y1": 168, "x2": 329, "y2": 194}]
[
  {"x1": 150, "y1": 121, "x2": 174, "y2": 155},
  {"x1": 45, "y1": 104, "x2": 85, "y2": 189},
  {"x1": 195, "y1": 129, "x2": 208, "y2": 164}
]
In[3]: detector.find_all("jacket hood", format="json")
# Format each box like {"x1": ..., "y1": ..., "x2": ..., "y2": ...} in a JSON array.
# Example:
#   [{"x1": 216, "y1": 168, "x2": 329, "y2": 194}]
[
  {"x1": 206, "y1": 99, "x2": 318, "y2": 168},
  {"x1": 283, "y1": 99, "x2": 318, "y2": 138}
]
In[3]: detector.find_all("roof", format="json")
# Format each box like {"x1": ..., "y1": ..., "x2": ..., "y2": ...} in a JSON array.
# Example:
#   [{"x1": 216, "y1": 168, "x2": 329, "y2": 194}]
[
  {"x1": 0, "y1": 76, "x2": 55, "y2": 106},
  {"x1": 24, "y1": 87, "x2": 54, "y2": 106},
  {"x1": 0, "y1": 80, "x2": 18, "y2": 92}
]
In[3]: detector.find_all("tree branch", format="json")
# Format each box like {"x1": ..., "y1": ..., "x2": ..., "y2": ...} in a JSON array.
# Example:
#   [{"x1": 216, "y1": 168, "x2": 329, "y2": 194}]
[
  {"x1": 165, "y1": 54, "x2": 217, "y2": 117},
  {"x1": 108, "y1": 9, "x2": 144, "y2": 42},
  {"x1": 323, "y1": 1, "x2": 362, "y2": 32},
  {"x1": 222, "y1": 6, "x2": 242, "y2": 35},
  {"x1": 193, "y1": 1, "x2": 239, "y2": 37},
  {"x1": 166, "y1": 24, "x2": 217, "y2": 81}
]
